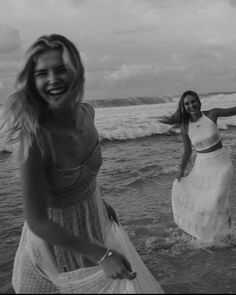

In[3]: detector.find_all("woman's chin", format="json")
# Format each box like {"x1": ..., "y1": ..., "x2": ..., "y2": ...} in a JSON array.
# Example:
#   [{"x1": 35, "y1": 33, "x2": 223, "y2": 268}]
[{"x1": 190, "y1": 110, "x2": 200, "y2": 116}]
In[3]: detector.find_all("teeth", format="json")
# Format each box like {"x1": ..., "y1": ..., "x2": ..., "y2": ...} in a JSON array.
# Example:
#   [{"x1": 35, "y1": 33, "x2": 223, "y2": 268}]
[{"x1": 47, "y1": 88, "x2": 66, "y2": 95}]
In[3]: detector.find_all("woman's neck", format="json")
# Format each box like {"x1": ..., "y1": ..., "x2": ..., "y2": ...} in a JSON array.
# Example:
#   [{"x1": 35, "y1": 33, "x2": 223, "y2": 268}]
[
  {"x1": 46, "y1": 102, "x2": 79, "y2": 129},
  {"x1": 190, "y1": 111, "x2": 202, "y2": 123}
]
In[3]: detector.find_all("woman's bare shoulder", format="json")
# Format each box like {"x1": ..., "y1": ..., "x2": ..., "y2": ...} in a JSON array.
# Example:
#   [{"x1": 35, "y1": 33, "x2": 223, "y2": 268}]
[
  {"x1": 22, "y1": 133, "x2": 51, "y2": 172},
  {"x1": 203, "y1": 109, "x2": 220, "y2": 122},
  {"x1": 24, "y1": 141, "x2": 44, "y2": 167},
  {"x1": 80, "y1": 102, "x2": 95, "y2": 119},
  {"x1": 203, "y1": 109, "x2": 215, "y2": 116}
]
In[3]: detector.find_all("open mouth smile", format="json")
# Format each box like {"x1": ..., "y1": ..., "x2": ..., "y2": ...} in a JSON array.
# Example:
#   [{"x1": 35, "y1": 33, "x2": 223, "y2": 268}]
[{"x1": 46, "y1": 87, "x2": 67, "y2": 98}]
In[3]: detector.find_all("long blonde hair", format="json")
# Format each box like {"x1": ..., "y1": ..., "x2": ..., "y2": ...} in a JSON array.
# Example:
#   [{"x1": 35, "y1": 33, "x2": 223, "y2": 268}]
[
  {"x1": 1, "y1": 34, "x2": 85, "y2": 162},
  {"x1": 159, "y1": 90, "x2": 201, "y2": 128}
]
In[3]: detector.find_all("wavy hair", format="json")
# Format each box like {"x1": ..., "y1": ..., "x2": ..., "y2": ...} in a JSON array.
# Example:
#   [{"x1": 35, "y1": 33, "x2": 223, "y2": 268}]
[
  {"x1": 1, "y1": 34, "x2": 85, "y2": 161},
  {"x1": 159, "y1": 90, "x2": 201, "y2": 128}
]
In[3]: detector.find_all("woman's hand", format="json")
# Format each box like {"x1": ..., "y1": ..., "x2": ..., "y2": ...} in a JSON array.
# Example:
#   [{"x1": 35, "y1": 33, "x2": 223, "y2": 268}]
[
  {"x1": 176, "y1": 169, "x2": 184, "y2": 182},
  {"x1": 103, "y1": 200, "x2": 119, "y2": 224},
  {"x1": 101, "y1": 249, "x2": 137, "y2": 280}
]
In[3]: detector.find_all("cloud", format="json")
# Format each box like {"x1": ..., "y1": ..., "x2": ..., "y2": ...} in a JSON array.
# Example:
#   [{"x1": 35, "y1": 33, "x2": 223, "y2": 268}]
[
  {"x1": 66, "y1": 0, "x2": 85, "y2": 6},
  {"x1": 105, "y1": 64, "x2": 156, "y2": 81},
  {"x1": 0, "y1": 25, "x2": 22, "y2": 58},
  {"x1": 0, "y1": 0, "x2": 236, "y2": 98},
  {"x1": 104, "y1": 62, "x2": 187, "y2": 82},
  {"x1": 0, "y1": 25, "x2": 23, "y2": 80},
  {"x1": 115, "y1": 25, "x2": 158, "y2": 35},
  {"x1": 229, "y1": 0, "x2": 236, "y2": 7}
]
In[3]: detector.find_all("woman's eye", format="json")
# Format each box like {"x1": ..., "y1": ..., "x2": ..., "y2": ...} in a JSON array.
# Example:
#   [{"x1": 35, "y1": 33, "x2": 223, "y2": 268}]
[
  {"x1": 57, "y1": 68, "x2": 67, "y2": 74},
  {"x1": 35, "y1": 72, "x2": 46, "y2": 78}
]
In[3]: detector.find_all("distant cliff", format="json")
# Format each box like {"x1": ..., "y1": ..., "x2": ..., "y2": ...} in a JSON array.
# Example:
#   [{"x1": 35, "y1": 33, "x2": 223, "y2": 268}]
[{"x1": 87, "y1": 96, "x2": 173, "y2": 108}]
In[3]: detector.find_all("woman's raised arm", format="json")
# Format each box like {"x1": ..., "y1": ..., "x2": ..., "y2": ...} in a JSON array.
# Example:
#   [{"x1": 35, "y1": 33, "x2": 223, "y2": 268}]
[{"x1": 209, "y1": 107, "x2": 236, "y2": 119}]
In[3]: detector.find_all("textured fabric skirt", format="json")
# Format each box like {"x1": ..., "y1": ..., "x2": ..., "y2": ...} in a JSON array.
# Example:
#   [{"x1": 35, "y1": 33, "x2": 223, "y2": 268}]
[
  {"x1": 172, "y1": 147, "x2": 233, "y2": 246},
  {"x1": 12, "y1": 221, "x2": 164, "y2": 294}
]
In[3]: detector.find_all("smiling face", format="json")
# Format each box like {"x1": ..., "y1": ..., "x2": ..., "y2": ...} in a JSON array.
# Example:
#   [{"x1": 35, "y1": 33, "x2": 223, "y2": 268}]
[
  {"x1": 34, "y1": 49, "x2": 73, "y2": 108},
  {"x1": 183, "y1": 94, "x2": 201, "y2": 117}
]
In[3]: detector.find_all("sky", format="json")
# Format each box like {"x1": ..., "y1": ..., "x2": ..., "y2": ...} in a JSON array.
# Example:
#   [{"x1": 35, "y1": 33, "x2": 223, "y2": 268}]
[{"x1": 0, "y1": 0, "x2": 236, "y2": 101}]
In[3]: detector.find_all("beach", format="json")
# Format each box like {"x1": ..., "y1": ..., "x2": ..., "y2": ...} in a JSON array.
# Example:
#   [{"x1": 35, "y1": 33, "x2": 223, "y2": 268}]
[
  {"x1": 0, "y1": 93, "x2": 236, "y2": 294},
  {"x1": 99, "y1": 132, "x2": 236, "y2": 294}
]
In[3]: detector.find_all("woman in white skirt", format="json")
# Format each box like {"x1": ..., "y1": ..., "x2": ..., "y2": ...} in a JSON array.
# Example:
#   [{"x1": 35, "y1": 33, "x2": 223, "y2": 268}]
[
  {"x1": 160, "y1": 90, "x2": 236, "y2": 247},
  {"x1": 1, "y1": 34, "x2": 164, "y2": 293}
]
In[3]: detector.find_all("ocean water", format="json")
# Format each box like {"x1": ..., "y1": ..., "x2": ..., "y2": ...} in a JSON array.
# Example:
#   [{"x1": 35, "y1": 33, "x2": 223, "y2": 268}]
[{"x1": 0, "y1": 93, "x2": 236, "y2": 293}]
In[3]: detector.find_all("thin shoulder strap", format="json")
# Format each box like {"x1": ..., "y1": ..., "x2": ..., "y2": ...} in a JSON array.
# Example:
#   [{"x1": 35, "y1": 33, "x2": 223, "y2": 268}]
[
  {"x1": 44, "y1": 131, "x2": 57, "y2": 164},
  {"x1": 201, "y1": 111, "x2": 206, "y2": 118}
]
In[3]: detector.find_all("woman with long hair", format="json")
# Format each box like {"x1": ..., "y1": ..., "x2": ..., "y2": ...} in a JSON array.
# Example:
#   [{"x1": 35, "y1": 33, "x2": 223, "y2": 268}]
[
  {"x1": 1, "y1": 34, "x2": 164, "y2": 293},
  {"x1": 160, "y1": 90, "x2": 236, "y2": 247}
]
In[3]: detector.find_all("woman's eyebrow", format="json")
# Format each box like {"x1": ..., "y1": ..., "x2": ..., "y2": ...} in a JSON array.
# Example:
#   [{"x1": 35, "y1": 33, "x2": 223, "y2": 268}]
[
  {"x1": 34, "y1": 64, "x2": 66, "y2": 73},
  {"x1": 34, "y1": 69, "x2": 47, "y2": 76},
  {"x1": 34, "y1": 69, "x2": 47, "y2": 73}
]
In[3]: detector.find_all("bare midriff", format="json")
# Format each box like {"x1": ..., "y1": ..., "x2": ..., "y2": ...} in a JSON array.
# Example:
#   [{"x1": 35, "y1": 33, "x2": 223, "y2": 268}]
[{"x1": 197, "y1": 140, "x2": 223, "y2": 153}]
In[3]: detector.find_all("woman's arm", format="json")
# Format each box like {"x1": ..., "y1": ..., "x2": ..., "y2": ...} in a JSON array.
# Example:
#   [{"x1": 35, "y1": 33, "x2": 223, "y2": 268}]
[
  {"x1": 177, "y1": 124, "x2": 192, "y2": 181},
  {"x1": 207, "y1": 107, "x2": 236, "y2": 121},
  {"x1": 103, "y1": 200, "x2": 119, "y2": 224}
]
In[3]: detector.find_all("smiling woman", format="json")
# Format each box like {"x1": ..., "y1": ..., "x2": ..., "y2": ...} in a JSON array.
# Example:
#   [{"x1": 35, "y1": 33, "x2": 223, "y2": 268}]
[
  {"x1": 160, "y1": 90, "x2": 236, "y2": 247},
  {"x1": 34, "y1": 50, "x2": 72, "y2": 107},
  {"x1": 0, "y1": 34, "x2": 164, "y2": 294}
]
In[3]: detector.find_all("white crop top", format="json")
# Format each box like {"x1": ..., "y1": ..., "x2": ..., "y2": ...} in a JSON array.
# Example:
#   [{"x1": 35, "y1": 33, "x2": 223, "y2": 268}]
[{"x1": 188, "y1": 112, "x2": 221, "y2": 151}]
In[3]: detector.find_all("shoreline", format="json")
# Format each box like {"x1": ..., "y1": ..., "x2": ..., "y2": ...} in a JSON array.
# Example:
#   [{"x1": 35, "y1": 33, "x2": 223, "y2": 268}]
[{"x1": 1, "y1": 128, "x2": 236, "y2": 294}]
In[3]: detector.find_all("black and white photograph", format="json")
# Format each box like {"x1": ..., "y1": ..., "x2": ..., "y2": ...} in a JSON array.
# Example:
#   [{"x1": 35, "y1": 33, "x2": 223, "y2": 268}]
[{"x1": 0, "y1": 0, "x2": 236, "y2": 293}]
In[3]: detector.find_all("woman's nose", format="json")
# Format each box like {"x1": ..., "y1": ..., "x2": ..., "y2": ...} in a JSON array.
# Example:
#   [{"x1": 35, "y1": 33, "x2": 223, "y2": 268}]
[{"x1": 47, "y1": 71, "x2": 57, "y2": 83}]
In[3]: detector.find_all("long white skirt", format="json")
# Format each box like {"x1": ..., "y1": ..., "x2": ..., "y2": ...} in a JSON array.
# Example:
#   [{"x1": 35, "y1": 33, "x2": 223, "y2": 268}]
[
  {"x1": 172, "y1": 147, "x2": 233, "y2": 246},
  {"x1": 12, "y1": 221, "x2": 164, "y2": 294}
]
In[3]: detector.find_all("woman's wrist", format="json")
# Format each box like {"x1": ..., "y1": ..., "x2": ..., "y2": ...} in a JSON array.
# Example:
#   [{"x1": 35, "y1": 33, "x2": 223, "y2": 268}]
[
  {"x1": 97, "y1": 248, "x2": 113, "y2": 264},
  {"x1": 91, "y1": 245, "x2": 112, "y2": 265},
  {"x1": 177, "y1": 167, "x2": 184, "y2": 176}
]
